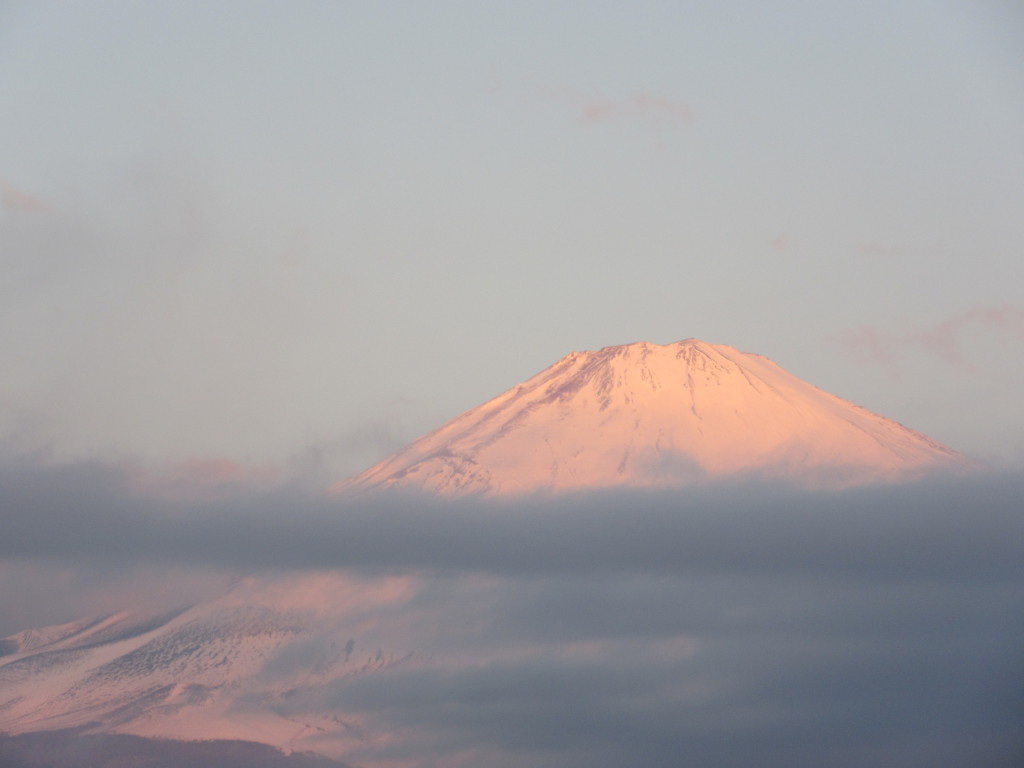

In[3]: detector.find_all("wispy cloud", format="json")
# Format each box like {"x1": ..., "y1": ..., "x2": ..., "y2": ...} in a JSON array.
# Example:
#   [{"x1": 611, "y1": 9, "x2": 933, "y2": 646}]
[
  {"x1": 554, "y1": 89, "x2": 696, "y2": 127},
  {"x1": 839, "y1": 303, "x2": 1024, "y2": 373},
  {"x1": 122, "y1": 457, "x2": 281, "y2": 500},
  {"x1": 0, "y1": 176, "x2": 48, "y2": 213}
]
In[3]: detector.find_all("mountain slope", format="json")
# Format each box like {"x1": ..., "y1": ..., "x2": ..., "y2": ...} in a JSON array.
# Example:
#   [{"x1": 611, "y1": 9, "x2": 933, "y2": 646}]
[
  {"x1": 0, "y1": 573, "x2": 419, "y2": 760},
  {"x1": 334, "y1": 339, "x2": 966, "y2": 496}
]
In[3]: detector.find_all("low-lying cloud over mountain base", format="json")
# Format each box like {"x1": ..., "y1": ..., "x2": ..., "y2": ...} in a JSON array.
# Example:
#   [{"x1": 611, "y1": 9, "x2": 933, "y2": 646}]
[
  {"x1": 2, "y1": 459, "x2": 1022, "y2": 767},
  {"x1": 2, "y1": 459, "x2": 1021, "y2": 579}
]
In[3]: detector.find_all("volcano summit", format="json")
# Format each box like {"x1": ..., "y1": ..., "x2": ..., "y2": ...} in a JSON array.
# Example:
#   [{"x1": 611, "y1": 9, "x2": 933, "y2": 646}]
[{"x1": 336, "y1": 339, "x2": 966, "y2": 495}]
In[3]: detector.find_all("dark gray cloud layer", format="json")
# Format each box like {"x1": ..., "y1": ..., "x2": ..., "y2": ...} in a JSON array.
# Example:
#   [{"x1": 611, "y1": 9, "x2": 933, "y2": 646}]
[
  {"x1": 289, "y1": 567, "x2": 1023, "y2": 768},
  {"x1": 2, "y1": 459, "x2": 1022, "y2": 767},
  {"x1": 2, "y1": 459, "x2": 1022, "y2": 582}
]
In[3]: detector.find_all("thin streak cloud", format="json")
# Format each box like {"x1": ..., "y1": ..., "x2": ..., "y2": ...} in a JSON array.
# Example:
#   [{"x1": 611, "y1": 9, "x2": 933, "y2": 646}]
[
  {"x1": 0, "y1": 177, "x2": 47, "y2": 213},
  {"x1": 552, "y1": 88, "x2": 696, "y2": 126},
  {"x1": 839, "y1": 303, "x2": 1024, "y2": 373}
]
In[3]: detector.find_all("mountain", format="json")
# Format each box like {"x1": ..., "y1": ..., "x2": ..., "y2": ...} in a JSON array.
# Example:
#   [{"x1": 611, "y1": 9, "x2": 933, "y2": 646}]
[
  {"x1": 334, "y1": 339, "x2": 966, "y2": 496},
  {"x1": 0, "y1": 573, "x2": 416, "y2": 761},
  {"x1": 0, "y1": 339, "x2": 979, "y2": 766}
]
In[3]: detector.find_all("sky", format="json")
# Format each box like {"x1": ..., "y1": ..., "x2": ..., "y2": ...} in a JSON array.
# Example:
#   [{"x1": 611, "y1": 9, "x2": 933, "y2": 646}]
[
  {"x1": 1, "y1": 3, "x2": 1023, "y2": 766},
  {"x1": 1, "y1": 0, "x2": 1023, "y2": 480}
]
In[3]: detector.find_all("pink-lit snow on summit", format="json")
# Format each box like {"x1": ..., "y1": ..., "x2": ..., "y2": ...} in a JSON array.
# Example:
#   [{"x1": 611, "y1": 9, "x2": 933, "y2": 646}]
[{"x1": 335, "y1": 339, "x2": 966, "y2": 495}]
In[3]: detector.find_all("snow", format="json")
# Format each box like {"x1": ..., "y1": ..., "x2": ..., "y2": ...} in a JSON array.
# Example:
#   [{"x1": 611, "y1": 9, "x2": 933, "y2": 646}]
[
  {"x1": 334, "y1": 339, "x2": 968, "y2": 496},
  {"x1": 0, "y1": 572, "x2": 418, "y2": 758}
]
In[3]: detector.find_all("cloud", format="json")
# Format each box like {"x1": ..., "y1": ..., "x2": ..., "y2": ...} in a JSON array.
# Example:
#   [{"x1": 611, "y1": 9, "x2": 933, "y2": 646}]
[
  {"x1": 1, "y1": 458, "x2": 1021, "y2": 582},
  {"x1": 321, "y1": 610, "x2": 1023, "y2": 768},
  {"x1": 0, "y1": 558, "x2": 238, "y2": 639},
  {"x1": 839, "y1": 302, "x2": 1024, "y2": 372},
  {"x1": 2, "y1": 456, "x2": 1022, "y2": 767},
  {"x1": 554, "y1": 89, "x2": 696, "y2": 127},
  {"x1": 122, "y1": 457, "x2": 282, "y2": 500},
  {"x1": 0, "y1": 177, "x2": 47, "y2": 213}
]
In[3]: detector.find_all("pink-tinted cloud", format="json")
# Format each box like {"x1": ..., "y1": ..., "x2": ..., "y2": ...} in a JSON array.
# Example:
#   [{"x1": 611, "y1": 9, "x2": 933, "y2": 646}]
[
  {"x1": 856, "y1": 241, "x2": 888, "y2": 256},
  {"x1": 839, "y1": 303, "x2": 1024, "y2": 373},
  {"x1": 0, "y1": 177, "x2": 47, "y2": 213},
  {"x1": 580, "y1": 97, "x2": 615, "y2": 123},
  {"x1": 556, "y1": 89, "x2": 696, "y2": 127},
  {"x1": 626, "y1": 90, "x2": 696, "y2": 124},
  {"x1": 839, "y1": 325, "x2": 901, "y2": 374}
]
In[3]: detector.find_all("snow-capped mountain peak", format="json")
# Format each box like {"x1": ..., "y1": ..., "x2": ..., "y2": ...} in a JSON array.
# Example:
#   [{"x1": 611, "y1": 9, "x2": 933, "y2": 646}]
[{"x1": 334, "y1": 339, "x2": 967, "y2": 496}]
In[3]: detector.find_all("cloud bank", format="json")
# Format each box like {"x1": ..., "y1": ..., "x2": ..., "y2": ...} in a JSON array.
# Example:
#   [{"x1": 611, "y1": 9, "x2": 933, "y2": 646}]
[
  {"x1": 1, "y1": 457, "x2": 1022, "y2": 767},
  {"x1": 1, "y1": 459, "x2": 1020, "y2": 582}
]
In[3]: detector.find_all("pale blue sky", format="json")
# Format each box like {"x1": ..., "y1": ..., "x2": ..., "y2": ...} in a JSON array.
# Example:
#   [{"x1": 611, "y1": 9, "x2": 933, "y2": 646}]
[{"x1": 1, "y1": 0, "x2": 1023, "y2": 478}]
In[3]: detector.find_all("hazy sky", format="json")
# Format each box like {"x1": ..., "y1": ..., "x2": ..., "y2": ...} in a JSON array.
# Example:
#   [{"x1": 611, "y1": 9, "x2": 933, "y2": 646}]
[{"x1": 1, "y1": 1, "x2": 1023, "y2": 480}]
